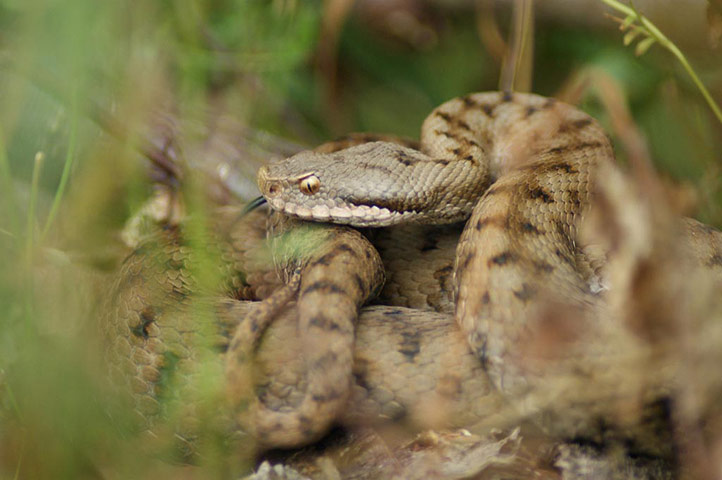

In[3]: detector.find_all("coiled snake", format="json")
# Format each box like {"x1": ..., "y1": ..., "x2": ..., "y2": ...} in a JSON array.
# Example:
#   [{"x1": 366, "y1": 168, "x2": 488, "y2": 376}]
[{"x1": 107, "y1": 92, "x2": 722, "y2": 455}]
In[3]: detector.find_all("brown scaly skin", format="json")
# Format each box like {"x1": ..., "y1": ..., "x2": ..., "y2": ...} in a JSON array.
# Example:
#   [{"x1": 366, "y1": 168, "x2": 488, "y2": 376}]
[
  {"x1": 224, "y1": 213, "x2": 387, "y2": 448},
  {"x1": 257, "y1": 92, "x2": 613, "y2": 394},
  {"x1": 104, "y1": 206, "x2": 498, "y2": 453},
  {"x1": 107, "y1": 92, "x2": 722, "y2": 466},
  {"x1": 257, "y1": 91, "x2": 722, "y2": 449}
]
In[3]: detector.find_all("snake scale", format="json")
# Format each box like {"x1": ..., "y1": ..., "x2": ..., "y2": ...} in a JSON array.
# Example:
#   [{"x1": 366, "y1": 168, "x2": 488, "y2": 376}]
[{"x1": 106, "y1": 92, "x2": 722, "y2": 457}]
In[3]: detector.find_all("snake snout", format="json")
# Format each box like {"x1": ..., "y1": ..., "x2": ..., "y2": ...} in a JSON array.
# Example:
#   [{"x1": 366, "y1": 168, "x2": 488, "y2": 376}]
[{"x1": 257, "y1": 166, "x2": 282, "y2": 198}]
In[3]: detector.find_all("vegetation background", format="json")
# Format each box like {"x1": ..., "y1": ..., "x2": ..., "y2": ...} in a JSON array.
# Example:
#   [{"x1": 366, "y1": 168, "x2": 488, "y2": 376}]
[{"x1": 0, "y1": 0, "x2": 721, "y2": 478}]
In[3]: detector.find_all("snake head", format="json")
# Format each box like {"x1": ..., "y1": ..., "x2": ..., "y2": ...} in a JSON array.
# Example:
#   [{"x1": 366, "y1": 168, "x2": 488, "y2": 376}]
[{"x1": 257, "y1": 142, "x2": 438, "y2": 227}]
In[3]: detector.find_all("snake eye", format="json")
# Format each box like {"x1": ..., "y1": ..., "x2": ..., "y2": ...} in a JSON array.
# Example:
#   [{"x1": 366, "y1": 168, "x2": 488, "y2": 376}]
[{"x1": 298, "y1": 175, "x2": 320, "y2": 195}]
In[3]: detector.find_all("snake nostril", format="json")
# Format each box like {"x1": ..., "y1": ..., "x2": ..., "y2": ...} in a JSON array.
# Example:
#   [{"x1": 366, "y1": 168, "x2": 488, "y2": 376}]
[
  {"x1": 131, "y1": 307, "x2": 155, "y2": 339},
  {"x1": 267, "y1": 182, "x2": 281, "y2": 196}
]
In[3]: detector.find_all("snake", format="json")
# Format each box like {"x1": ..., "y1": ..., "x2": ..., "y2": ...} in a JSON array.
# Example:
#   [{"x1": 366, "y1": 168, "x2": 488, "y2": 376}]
[
  {"x1": 106, "y1": 205, "x2": 497, "y2": 453},
  {"x1": 106, "y1": 91, "x2": 722, "y2": 458},
  {"x1": 224, "y1": 211, "x2": 387, "y2": 447},
  {"x1": 255, "y1": 91, "x2": 722, "y2": 444},
  {"x1": 258, "y1": 91, "x2": 614, "y2": 392}
]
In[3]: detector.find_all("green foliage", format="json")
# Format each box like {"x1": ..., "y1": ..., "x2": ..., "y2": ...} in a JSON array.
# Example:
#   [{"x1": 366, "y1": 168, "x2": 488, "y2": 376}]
[
  {"x1": 0, "y1": 1, "x2": 720, "y2": 478},
  {"x1": 600, "y1": 0, "x2": 722, "y2": 124}
]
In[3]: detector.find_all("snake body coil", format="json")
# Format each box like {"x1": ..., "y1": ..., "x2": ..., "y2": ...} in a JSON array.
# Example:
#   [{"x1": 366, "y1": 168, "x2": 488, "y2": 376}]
[
  {"x1": 258, "y1": 92, "x2": 611, "y2": 394},
  {"x1": 109, "y1": 92, "x2": 722, "y2": 459}
]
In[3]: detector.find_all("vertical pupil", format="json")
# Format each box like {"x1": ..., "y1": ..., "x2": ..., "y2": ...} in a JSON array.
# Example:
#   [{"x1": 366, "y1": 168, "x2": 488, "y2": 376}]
[{"x1": 300, "y1": 177, "x2": 317, "y2": 194}]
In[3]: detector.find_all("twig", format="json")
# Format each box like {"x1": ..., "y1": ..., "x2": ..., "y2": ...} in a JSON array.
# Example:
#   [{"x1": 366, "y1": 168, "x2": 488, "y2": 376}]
[{"x1": 475, "y1": 0, "x2": 508, "y2": 64}]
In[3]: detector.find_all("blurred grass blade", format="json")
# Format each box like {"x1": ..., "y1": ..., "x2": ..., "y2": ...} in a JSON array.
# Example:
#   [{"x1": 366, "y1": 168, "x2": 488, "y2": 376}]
[
  {"x1": 24, "y1": 152, "x2": 44, "y2": 327},
  {"x1": 0, "y1": 130, "x2": 19, "y2": 237},
  {"x1": 26, "y1": 152, "x2": 44, "y2": 259},
  {"x1": 41, "y1": 89, "x2": 79, "y2": 241}
]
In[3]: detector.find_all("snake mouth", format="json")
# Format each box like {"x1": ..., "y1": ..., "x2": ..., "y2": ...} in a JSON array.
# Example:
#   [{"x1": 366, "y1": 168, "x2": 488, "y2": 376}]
[
  {"x1": 259, "y1": 166, "x2": 398, "y2": 225},
  {"x1": 271, "y1": 198, "x2": 401, "y2": 227}
]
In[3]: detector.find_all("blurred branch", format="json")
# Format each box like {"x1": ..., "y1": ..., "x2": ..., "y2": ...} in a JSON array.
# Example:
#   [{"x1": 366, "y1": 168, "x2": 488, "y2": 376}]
[
  {"x1": 557, "y1": 69, "x2": 704, "y2": 218},
  {"x1": 600, "y1": 0, "x2": 722, "y2": 125},
  {"x1": 475, "y1": 0, "x2": 507, "y2": 64},
  {"x1": 557, "y1": 68, "x2": 653, "y2": 171},
  {"x1": 316, "y1": 0, "x2": 355, "y2": 134},
  {"x1": 709, "y1": 0, "x2": 722, "y2": 15},
  {"x1": 499, "y1": 0, "x2": 534, "y2": 92},
  {"x1": 708, "y1": 0, "x2": 722, "y2": 48}
]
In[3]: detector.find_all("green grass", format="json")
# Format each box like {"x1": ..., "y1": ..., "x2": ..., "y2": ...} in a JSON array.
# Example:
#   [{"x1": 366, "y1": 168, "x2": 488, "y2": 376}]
[
  {"x1": 601, "y1": 0, "x2": 722, "y2": 124},
  {"x1": 0, "y1": 1, "x2": 721, "y2": 478}
]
